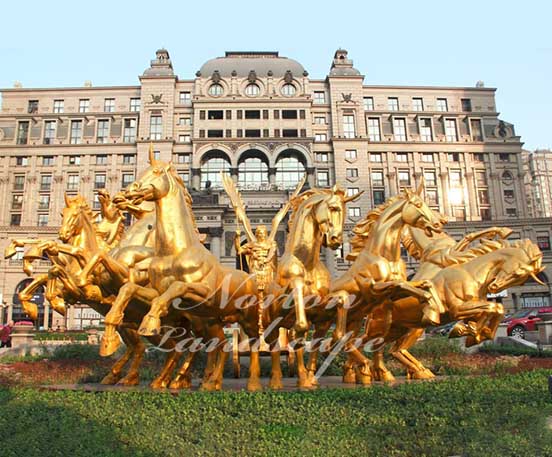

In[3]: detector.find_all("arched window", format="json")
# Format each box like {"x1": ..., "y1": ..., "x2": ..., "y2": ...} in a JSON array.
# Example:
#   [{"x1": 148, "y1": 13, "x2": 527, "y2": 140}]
[
  {"x1": 281, "y1": 84, "x2": 296, "y2": 96},
  {"x1": 238, "y1": 155, "x2": 268, "y2": 188},
  {"x1": 244, "y1": 84, "x2": 260, "y2": 97},
  {"x1": 275, "y1": 152, "x2": 305, "y2": 189},
  {"x1": 208, "y1": 84, "x2": 224, "y2": 97},
  {"x1": 200, "y1": 152, "x2": 230, "y2": 189}
]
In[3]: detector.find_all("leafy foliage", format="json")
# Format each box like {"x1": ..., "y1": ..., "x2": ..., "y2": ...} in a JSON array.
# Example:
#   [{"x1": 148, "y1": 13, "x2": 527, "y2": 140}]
[{"x1": 0, "y1": 371, "x2": 550, "y2": 457}]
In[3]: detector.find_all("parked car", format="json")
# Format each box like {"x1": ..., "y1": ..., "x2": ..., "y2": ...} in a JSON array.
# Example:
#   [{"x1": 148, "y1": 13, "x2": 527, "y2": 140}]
[
  {"x1": 428, "y1": 321, "x2": 457, "y2": 336},
  {"x1": 502, "y1": 307, "x2": 552, "y2": 339}
]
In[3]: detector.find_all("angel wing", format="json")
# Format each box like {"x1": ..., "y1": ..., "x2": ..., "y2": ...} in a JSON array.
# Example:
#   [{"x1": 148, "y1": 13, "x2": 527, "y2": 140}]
[
  {"x1": 268, "y1": 174, "x2": 307, "y2": 243},
  {"x1": 221, "y1": 172, "x2": 256, "y2": 242}
]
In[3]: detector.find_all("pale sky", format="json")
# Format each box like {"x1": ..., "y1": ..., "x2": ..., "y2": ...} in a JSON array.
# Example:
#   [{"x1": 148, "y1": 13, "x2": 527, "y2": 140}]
[{"x1": 1, "y1": 0, "x2": 550, "y2": 150}]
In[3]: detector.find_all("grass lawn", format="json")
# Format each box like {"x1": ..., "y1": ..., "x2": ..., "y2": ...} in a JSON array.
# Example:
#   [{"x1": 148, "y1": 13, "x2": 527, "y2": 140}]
[{"x1": 0, "y1": 370, "x2": 551, "y2": 457}]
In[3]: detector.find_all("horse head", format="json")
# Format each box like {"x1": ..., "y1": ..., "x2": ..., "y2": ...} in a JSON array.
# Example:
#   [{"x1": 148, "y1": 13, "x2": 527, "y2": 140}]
[
  {"x1": 401, "y1": 180, "x2": 444, "y2": 237},
  {"x1": 59, "y1": 193, "x2": 93, "y2": 242},
  {"x1": 487, "y1": 239, "x2": 546, "y2": 294}
]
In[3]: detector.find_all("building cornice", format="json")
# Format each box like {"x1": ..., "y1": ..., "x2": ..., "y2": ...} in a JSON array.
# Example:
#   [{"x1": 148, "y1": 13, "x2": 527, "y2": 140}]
[{"x1": 1, "y1": 85, "x2": 140, "y2": 93}]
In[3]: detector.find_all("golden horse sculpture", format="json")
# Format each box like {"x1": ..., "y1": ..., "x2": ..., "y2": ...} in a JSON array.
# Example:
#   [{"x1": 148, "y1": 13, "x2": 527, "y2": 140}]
[
  {"x1": 329, "y1": 183, "x2": 447, "y2": 385},
  {"x1": 366, "y1": 235, "x2": 545, "y2": 381}
]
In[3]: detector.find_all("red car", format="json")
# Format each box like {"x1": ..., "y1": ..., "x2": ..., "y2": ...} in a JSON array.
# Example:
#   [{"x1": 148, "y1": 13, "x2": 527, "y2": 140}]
[{"x1": 503, "y1": 307, "x2": 552, "y2": 339}]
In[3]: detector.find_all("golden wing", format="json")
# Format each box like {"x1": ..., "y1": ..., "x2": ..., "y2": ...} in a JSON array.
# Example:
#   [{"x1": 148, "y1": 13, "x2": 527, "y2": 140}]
[
  {"x1": 221, "y1": 172, "x2": 256, "y2": 242},
  {"x1": 268, "y1": 175, "x2": 306, "y2": 243}
]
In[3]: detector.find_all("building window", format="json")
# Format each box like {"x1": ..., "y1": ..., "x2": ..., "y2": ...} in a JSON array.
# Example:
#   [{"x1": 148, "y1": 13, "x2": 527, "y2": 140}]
[
  {"x1": 537, "y1": 234, "x2": 550, "y2": 251},
  {"x1": 238, "y1": 157, "x2": 269, "y2": 187},
  {"x1": 178, "y1": 171, "x2": 190, "y2": 186},
  {"x1": 444, "y1": 119, "x2": 458, "y2": 142},
  {"x1": 79, "y1": 99, "x2": 90, "y2": 113},
  {"x1": 345, "y1": 149, "x2": 357, "y2": 161},
  {"x1": 14, "y1": 175, "x2": 25, "y2": 191},
  {"x1": 474, "y1": 153, "x2": 484, "y2": 162},
  {"x1": 346, "y1": 168, "x2": 359, "y2": 179},
  {"x1": 393, "y1": 118, "x2": 407, "y2": 141},
  {"x1": 470, "y1": 119, "x2": 483, "y2": 141},
  {"x1": 281, "y1": 110, "x2": 297, "y2": 120},
  {"x1": 348, "y1": 207, "x2": 361, "y2": 219},
  {"x1": 367, "y1": 118, "x2": 381, "y2": 141},
  {"x1": 94, "y1": 173, "x2": 106, "y2": 189},
  {"x1": 123, "y1": 118, "x2": 137, "y2": 142},
  {"x1": 363, "y1": 97, "x2": 374, "y2": 111},
  {"x1": 342, "y1": 115, "x2": 356, "y2": 138},
  {"x1": 398, "y1": 170, "x2": 411, "y2": 186},
  {"x1": 179, "y1": 117, "x2": 192, "y2": 126},
  {"x1": 53, "y1": 99, "x2": 64, "y2": 113},
  {"x1": 461, "y1": 98, "x2": 472, "y2": 112},
  {"x1": 28, "y1": 100, "x2": 39, "y2": 113},
  {"x1": 421, "y1": 152, "x2": 433, "y2": 163},
  {"x1": 475, "y1": 171, "x2": 487, "y2": 186},
  {"x1": 96, "y1": 155, "x2": 108, "y2": 165},
  {"x1": 371, "y1": 170, "x2": 384, "y2": 187},
  {"x1": 506, "y1": 208, "x2": 517, "y2": 217},
  {"x1": 10, "y1": 214, "x2": 21, "y2": 226},
  {"x1": 450, "y1": 170, "x2": 462, "y2": 187},
  {"x1": 281, "y1": 84, "x2": 296, "y2": 96},
  {"x1": 38, "y1": 194, "x2": 50, "y2": 211},
  {"x1": 208, "y1": 110, "x2": 224, "y2": 120},
  {"x1": 480, "y1": 208, "x2": 491, "y2": 221},
  {"x1": 208, "y1": 130, "x2": 224, "y2": 138},
  {"x1": 313, "y1": 91, "x2": 326, "y2": 104},
  {"x1": 16, "y1": 122, "x2": 29, "y2": 145},
  {"x1": 317, "y1": 170, "x2": 330, "y2": 187},
  {"x1": 426, "y1": 189, "x2": 438, "y2": 205},
  {"x1": 180, "y1": 134, "x2": 191, "y2": 143},
  {"x1": 388, "y1": 97, "x2": 399, "y2": 111},
  {"x1": 423, "y1": 170, "x2": 436, "y2": 186},
  {"x1": 130, "y1": 98, "x2": 141, "y2": 112},
  {"x1": 314, "y1": 116, "x2": 326, "y2": 124},
  {"x1": 315, "y1": 153, "x2": 329, "y2": 163},
  {"x1": 37, "y1": 214, "x2": 49, "y2": 227},
  {"x1": 176, "y1": 153, "x2": 191, "y2": 164},
  {"x1": 42, "y1": 156, "x2": 54, "y2": 166},
  {"x1": 498, "y1": 153, "x2": 511, "y2": 162},
  {"x1": 70, "y1": 120, "x2": 83, "y2": 144},
  {"x1": 412, "y1": 98, "x2": 424, "y2": 112},
  {"x1": 315, "y1": 133, "x2": 327, "y2": 142},
  {"x1": 97, "y1": 119, "x2": 110, "y2": 143},
  {"x1": 504, "y1": 189, "x2": 515, "y2": 201},
  {"x1": 347, "y1": 187, "x2": 360, "y2": 197},
  {"x1": 275, "y1": 155, "x2": 305, "y2": 189},
  {"x1": 179, "y1": 92, "x2": 191, "y2": 105},
  {"x1": 208, "y1": 84, "x2": 224, "y2": 97},
  {"x1": 150, "y1": 116, "x2": 162, "y2": 140},
  {"x1": 122, "y1": 173, "x2": 135, "y2": 189},
  {"x1": 123, "y1": 154, "x2": 136, "y2": 165},
  {"x1": 448, "y1": 152, "x2": 460, "y2": 162},
  {"x1": 68, "y1": 155, "x2": 81, "y2": 165},
  {"x1": 201, "y1": 155, "x2": 231, "y2": 189},
  {"x1": 453, "y1": 208, "x2": 466, "y2": 221},
  {"x1": 373, "y1": 190, "x2": 385, "y2": 205},
  {"x1": 436, "y1": 98, "x2": 448, "y2": 112},
  {"x1": 395, "y1": 152, "x2": 408, "y2": 162},
  {"x1": 67, "y1": 174, "x2": 80, "y2": 191},
  {"x1": 478, "y1": 189, "x2": 489, "y2": 205},
  {"x1": 370, "y1": 153, "x2": 382, "y2": 163},
  {"x1": 104, "y1": 98, "x2": 115, "y2": 112},
  {"x1": 420, "y1": 118, "x2": 433, "y2": 141},
  {"x1": 43, "y1": 120, "x2": 56, "y2": 144},
  {"x1": 12, "y1": 194, "x2": 23, "y2": 210},
  {"x1": 245, "y1": 84, "x2": 260, "y2": 96},
  {"x1": 16, "y1": 156, "x2": 29, "y2": 166}
]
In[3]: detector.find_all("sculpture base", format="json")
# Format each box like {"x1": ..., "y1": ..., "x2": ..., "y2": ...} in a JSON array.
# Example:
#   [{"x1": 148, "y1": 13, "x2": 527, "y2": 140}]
[{"x1": 40, "y1": 375, "x2": 444, "y2": 393}]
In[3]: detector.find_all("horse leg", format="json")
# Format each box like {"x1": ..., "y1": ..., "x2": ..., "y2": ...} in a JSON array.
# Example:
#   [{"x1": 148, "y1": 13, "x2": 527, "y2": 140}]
[
  {"x1": 18, "y1": 274, "x2": 49, "y2": 320},
  {"x1": 45, "y1": 277, "x2": 66, "y2": 315},
  {"x1": 116, "y1": 328, "x2": 146, "y2": 386},
  {"x1": 291, "y1": 278, "x2": 308, "y2": 337},
  {"x1": 390, "y1": 328, "x2": 435, "y2": 379},
  {"x1": 101, "y1": 283, "x2": 158, "y2": 356},
  {"x1": 342, "y1": 354, "x2": 357, "y2": 384},
  {"x1": 371, "y1": 349, "x2": 396, "y2": 383},
  {"x1": 200, "y1": 325, "x2": 227, "y2": 391},
  {"x1": 306, "y1": 321, "x2": 332, "y2": 386},
  {"x1": 169, "y1": 351, "x2": 195, "y2": 390},
  {"x1": 269, "y1": 348, "x2": 284, "y2": 390},
  {"x1": 139, "y1": 281, "x2": 210, "y2": 336},
  {"x1": 150, "y1": 344, "x2": 183, "y2": 390}
]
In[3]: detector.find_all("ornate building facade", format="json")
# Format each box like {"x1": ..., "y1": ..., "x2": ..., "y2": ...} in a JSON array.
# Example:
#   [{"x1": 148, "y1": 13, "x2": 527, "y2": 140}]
[
  {"x1": 0, "y1": 49, "x2": 550, "y2": 328},
  {"x1": 523, "y1": 149, "x2": 552, "y2": 219}
]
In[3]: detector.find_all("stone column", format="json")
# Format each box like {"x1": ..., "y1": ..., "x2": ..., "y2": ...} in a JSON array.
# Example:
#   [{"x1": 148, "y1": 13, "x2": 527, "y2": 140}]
[
  {"x1": 7, "y1": 303, "x2": 13, "y2": 322},
  {"x1": 464, "y1": 171, "x2": 476, "y2": 220},
  {"x1": 439, "y1": 170, "x2": 450, "y2": 211},
  {"x1": 209, "y1": 227, "x2": 224, "y2": 260},
  {"x1": 306, "y1": 167, "x2": 316, "y2": 188},
  {"x1": 43, "y1": 303, "x2": 50, "y2": 330},
  {"x1": 191, "y1": 167, "x2": 201, "y2": 191},
  {"x1": 230, "y1": 167, "x2": 239, "y2": 184},
  {"x1": 268, "y1": 167, "x2": 277, "y2": 186}
]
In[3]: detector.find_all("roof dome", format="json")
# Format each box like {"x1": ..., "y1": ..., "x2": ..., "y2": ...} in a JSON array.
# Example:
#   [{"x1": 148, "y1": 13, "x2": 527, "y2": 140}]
[{"x1": 199, "y1": 52, "x2": 306, "y2": 78}]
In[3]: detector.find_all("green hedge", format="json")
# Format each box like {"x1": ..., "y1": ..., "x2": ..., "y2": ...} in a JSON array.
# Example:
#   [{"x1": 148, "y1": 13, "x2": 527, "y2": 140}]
[
  {"x1": 0, "y1": 370, "x2": 550, "y2": 456},
  {"x1": 34, "y1": 332, "x2": 88, "y2": 342}
]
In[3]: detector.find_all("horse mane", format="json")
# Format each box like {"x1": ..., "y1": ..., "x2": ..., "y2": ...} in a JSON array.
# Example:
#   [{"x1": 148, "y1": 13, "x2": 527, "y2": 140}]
[
  {"x1": 168, "y1": 166, "x2": 201, "y2": 238},
  {"x1": 401, "y1": 229, "x2": 423, "y2": 260},
  {"x1": 348, "y1": 195, "x2": 403, "y2": 258},
  {"x1": 439, "y1": 238, "x2": 509, "y2": 266}
]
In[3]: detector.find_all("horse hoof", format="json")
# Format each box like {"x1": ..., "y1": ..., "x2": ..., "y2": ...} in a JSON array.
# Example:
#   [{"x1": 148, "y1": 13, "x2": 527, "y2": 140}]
[
  {"x1": 268, "y1": 378, "x2": 283, "y2": 390},
  {"x1": 343, "y1": 369, "x2": 356, "y2": 384},
  {"x1": 150, "y1": 378, "x2": 168, "y2": 390},
  {"x1": 408, "y1": 369, "x2": 436, "y2": 380},
  {"x1": 247, "y1": 380, "x2": 263, "y2": 392},
  {"x1": 138, "y1": 316, "x2": 161, "y2": 336},
  {"x1": 449, "y1": 322, "x2": 469, "y2": 338},
  {"x1": 100, "y1": 372, "x2": 121, "y2": 385},
  {"x1": 99, "y1": 334, "x2": 120, "y2": 357},
  {"x1": 117, "y1": 373, "x2": 139, "y2": 386},
  {"x1": 372, "y1": 368, "x2": 395, "y2": 383},
  {"x1": 297, "y1": 378, "x2": 316, "y2": 389},
  {"x1": 169, "y1": 378, "x2": 192, "y2": 390},
  {"x1": 199, "y1": 382, "x2": 217, "y2": 391}
]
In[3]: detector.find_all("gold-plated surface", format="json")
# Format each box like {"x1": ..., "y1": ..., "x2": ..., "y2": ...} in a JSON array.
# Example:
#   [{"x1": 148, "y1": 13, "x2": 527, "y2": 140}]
[{"x1": 7, "y1": 154, "x2": 544, "y2": 391}]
